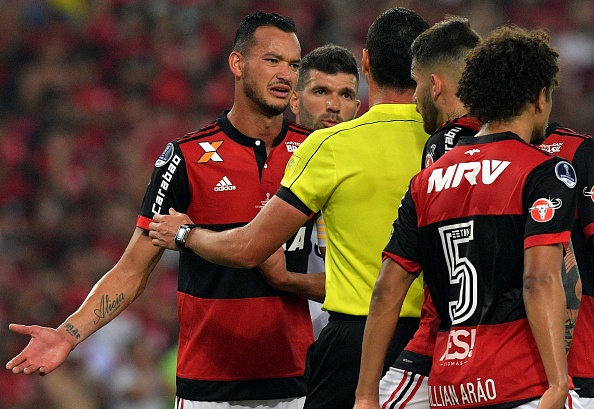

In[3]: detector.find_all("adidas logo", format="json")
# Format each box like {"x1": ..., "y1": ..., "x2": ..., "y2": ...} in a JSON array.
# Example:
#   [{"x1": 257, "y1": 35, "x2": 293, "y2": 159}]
[{"x1": 214, "y1": 176, "x2": 236, "y2": 191}]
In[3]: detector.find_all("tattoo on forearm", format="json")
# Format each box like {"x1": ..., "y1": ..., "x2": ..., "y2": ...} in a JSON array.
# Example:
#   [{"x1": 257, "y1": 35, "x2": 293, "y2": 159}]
[
  {"x1": 562, "y1": 242, "x2": 581, "y2": 354},
  {"x1": 93, "y1": 293, "x2": 125, "y2": 324},
  {"x1": 565, "y1": 309, "x2": 578, "y2": 354},
  {"x1": 64, "y1": 323, "x2": 81, "y2": 340}
]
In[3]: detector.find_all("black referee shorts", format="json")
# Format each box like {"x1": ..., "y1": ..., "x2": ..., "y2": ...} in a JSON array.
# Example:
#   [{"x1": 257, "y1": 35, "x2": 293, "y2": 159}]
[{"x1": 304, "y1": 313, "x2": 420, "y2": 409}]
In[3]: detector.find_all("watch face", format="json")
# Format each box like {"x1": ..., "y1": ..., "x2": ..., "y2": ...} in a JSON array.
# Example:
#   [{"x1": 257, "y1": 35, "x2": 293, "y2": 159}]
[{"x1": 176, "y1": 225, "x2": 189, "y2": 245}]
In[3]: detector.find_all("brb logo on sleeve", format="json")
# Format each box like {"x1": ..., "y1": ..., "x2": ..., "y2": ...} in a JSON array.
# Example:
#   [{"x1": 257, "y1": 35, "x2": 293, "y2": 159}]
[{"x1": 529, "y1": 198, "x2": 562, "y2": 222}]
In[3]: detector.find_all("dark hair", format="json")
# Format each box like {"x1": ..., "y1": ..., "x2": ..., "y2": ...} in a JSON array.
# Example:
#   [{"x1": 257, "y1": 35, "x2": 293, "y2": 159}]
[
  {"x1": 411, "y1": 16, "x2": 480, "y2": 70},
  {"x1": 366, "y1": 7, "x2": 429, "y2": 90},
  {"x1": 457, "y1": 25, "x2": 559, "y2": 123},
  {"x1": 295, "y1": 44, "x2": 359, "y2": 92},
  {"x1": 233, "y1": 11, "x2": 297, "y2": 55}
]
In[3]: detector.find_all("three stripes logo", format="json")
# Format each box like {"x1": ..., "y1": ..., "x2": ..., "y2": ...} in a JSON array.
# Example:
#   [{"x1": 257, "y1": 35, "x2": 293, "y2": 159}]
[
  {"x1": 214, "y1": 176, "x2": 236, "y2": 192},
  {"x1": 197, "y1": 141, "x2": 224, "y2": 163}
]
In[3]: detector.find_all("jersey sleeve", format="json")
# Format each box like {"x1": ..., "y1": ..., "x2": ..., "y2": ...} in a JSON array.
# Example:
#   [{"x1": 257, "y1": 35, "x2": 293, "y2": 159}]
[
  {"x1": 574, "y1": 138, "x2": 594, "y2": 241},
  {"x1": 280, "y1": 132, "x2": 336, "y2": 213},
  {"x1": 523, "y1": 158, "x2": 577, "y2": 249},
  {"x1": 136, "y1": 141, "x2": 191, "y2": 230},
  {"x1": 383, "y1": 184, "x2": 423, "y2": 274},
  {"x1": 422, "y1": 133, "x2": 445, "y2": 170}
]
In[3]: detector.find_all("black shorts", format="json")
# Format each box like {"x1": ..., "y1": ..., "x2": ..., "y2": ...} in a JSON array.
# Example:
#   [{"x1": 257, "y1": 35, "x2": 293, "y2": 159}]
[{"x1": 304, "y1": 313, "x2": 420, "y2": 409}]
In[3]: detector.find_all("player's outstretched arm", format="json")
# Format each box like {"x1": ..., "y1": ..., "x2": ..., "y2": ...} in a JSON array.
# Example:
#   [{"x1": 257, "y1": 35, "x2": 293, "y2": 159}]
[
  {"x1": 523, "y1": 244, "x2": 569, "y2": 409},
  {"x1": 354, "y1": 258, "x2": 418, "y2": 409},
  {"x1": 6, "y1": 228, "x2": 163, "y2": 376}
]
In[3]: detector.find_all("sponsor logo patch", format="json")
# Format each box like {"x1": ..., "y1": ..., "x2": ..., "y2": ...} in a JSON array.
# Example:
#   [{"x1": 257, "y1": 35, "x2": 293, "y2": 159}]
[
  {"x1": 155, "y1": 143, "x2": 174, "y2": 167},
  {"x1": 529, "y1": 198, "x2": 562, "y2": 222},
  {"x1": 197, "y1": 141, "x2": 224, "y2": 163},
  {"x1": 555, "y1": 161, "x2": 576, "y2": 188},
  {"x1": 539, "y1": 142, "x2": 563, "y2": 154},
  {"x1": 427, "y1": 160, "x2": 510, "y2": 193},
  {"x1": 285, "y1": 141, "x2": 301, "y2": 152}
]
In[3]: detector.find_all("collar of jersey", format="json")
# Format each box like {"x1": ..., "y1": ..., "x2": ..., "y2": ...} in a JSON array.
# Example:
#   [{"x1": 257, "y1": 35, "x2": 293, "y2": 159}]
[
  {"x1": 458, "y1": 131, "x2": 525, "y2": 146},
  {"x1": 217, "y1": 110, "x2": 289, "y2": 148}
]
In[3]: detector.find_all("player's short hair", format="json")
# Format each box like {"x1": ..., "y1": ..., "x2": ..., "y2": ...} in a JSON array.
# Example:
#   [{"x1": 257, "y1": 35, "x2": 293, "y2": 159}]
[
  {"x1": 366, "y1": 7, "x2": 429, "y2": 90},
  {"x1": 457, "y1": 25, "x2": 559, "y2": 123},
  {"x1": 233, "y1": 11, "x2": 297, "y2": 55},
  {"x1": 295, "y1": 44, "x2": 359, "y2": 92},
  {"x1": 411, "y1": 16, "x2": 480, "y2": 71}
]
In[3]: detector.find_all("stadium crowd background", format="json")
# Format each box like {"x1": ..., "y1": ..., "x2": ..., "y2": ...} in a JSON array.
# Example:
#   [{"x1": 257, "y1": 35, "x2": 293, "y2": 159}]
[{"x1": 0, "y1": 0, "x2": 592, "y2": 408}]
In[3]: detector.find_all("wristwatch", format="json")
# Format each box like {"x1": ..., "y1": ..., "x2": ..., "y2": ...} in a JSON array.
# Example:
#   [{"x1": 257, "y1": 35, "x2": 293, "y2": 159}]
[{"x1": 175, "y1": 224, "x2": 199, "y2": 251}]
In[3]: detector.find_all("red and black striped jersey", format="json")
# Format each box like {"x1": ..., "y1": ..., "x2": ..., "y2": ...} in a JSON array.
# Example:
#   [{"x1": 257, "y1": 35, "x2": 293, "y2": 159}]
[
  {"x1": 396, "y1": 117, "x2": 481, "y2": 377},
  {"x1": 385, "y1": 132, "x2": 577, "y2": 408},
  {"x1": 540, "y1": 123, "x2": 594, "y2": 397},
  {"x1": 136, "y1": 112, "x2": 314, "y2": 401}
]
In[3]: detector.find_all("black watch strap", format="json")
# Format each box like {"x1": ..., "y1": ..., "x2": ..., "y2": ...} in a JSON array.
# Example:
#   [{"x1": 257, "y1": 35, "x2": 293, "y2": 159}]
[{"x1": 174, "y1": 223, "x2": 199, "y2": 251}]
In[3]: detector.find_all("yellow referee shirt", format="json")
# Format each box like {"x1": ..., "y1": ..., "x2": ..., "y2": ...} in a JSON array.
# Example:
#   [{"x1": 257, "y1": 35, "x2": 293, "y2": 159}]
[{"x1": 281, "y1": 104, "x2": 428, "y2": 316}]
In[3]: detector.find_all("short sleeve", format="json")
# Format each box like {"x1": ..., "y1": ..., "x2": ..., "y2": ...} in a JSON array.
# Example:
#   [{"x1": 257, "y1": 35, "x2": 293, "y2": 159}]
[
  {"x1": 383, "y1": 184, "x2": 423, "y2": 274},
  {"x1": 137, "y1": 142, "x2": 191, "y2": 229},
  {"x1": 574, "y1": 138, "x2": 594, "y2": 241},
  {"x1": 281, "y1": 132, "x2": 337, "y2": 213},
  {"x1": 523, "y1": 158, "x2": 577, "y2": 249}
]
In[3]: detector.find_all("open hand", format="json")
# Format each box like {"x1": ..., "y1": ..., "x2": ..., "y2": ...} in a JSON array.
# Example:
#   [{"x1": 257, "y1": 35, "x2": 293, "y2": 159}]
[{"x1": 6, "y1": 324, "x2": 74, "y2": 376}]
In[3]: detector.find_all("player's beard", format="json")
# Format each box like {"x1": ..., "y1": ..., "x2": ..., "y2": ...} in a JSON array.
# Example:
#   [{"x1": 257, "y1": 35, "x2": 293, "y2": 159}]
[
  {"x1": 243, "y1": 66, "x2": 290, "y2": 117},
  {"x1": 419, "y1": 88, "x2": 440, "y2": 135},
  {"x1": 298, "y1": 102, "x2": 322, "y2": 130}
]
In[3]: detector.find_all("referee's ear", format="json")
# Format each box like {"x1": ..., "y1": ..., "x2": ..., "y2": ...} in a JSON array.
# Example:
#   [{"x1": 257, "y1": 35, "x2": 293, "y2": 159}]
[{"x1": 361, "y1": 49, "x2": 370, "y2": 75}]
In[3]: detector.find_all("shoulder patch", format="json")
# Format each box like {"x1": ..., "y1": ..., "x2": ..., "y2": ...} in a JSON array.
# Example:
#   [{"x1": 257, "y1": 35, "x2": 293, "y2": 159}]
[
  {"x1": 285, "y1": 154, "x2": 300, "y2": 181},
  {"x1": 529, "y1": 198, "x2": 562, "y2": 222},
  {"x1": 555, "y1": 161, "x2": 576, "y2": 188},
  {"x1": 155, "y1": 143, "x2": 174, "y2": 167}
]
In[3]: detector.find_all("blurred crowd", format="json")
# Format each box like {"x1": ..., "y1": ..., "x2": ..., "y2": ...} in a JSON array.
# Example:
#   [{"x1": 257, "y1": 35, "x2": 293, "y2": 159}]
[{"x1": 0, "y1": 0, "x2": 592, "y2": 408}]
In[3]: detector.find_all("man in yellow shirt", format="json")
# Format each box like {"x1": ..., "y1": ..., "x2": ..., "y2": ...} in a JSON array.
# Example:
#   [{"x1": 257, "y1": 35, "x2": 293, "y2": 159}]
[{"x1": 289, "y1": 43, "x2": 361, "y2": 339}]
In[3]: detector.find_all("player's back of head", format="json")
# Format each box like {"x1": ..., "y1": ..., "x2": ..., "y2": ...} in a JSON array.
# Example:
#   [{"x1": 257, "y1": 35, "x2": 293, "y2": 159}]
[
  {"x1": 411, "y1": 16, "x2": 480, "y2": 72},
  {"x1": 457, "y1": 25, "x2": 559, "y2": 124}
]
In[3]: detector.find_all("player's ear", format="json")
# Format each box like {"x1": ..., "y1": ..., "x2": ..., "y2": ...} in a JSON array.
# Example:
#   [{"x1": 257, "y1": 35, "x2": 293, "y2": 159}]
[
  {"x1": 534, "y1": 87, "x2": 548, "y2": 114},
  {"x1": 431, "y1": 74, "x2": 442, "y2": 101},
  {"x1": 229, "y1": 51, "x2": 244, "y2": 78},
  {"x1": 290, "y1": 91, "x2": 300, "y2": 115}
]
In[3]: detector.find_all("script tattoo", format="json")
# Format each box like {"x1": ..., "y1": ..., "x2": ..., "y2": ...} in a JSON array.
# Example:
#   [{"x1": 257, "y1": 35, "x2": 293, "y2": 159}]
[
  {"x1": 64, "y1": 323, "x2": 81, "y2": 340},
  {"x1": 93, "y1": 293, "x2": 125, "y2": 324}
]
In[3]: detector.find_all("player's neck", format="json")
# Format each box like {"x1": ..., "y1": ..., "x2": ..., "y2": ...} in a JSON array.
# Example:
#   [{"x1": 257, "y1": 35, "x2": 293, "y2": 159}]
[
  {"x1": 476, "y1": 111, "x2": 538, "y2": 144},
  {"x1": 442, "y1": 98, "x2": 468, "y2": 123},
  {"x1": 227, "y1": 106, "x2": 284, "y2": 149}
]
